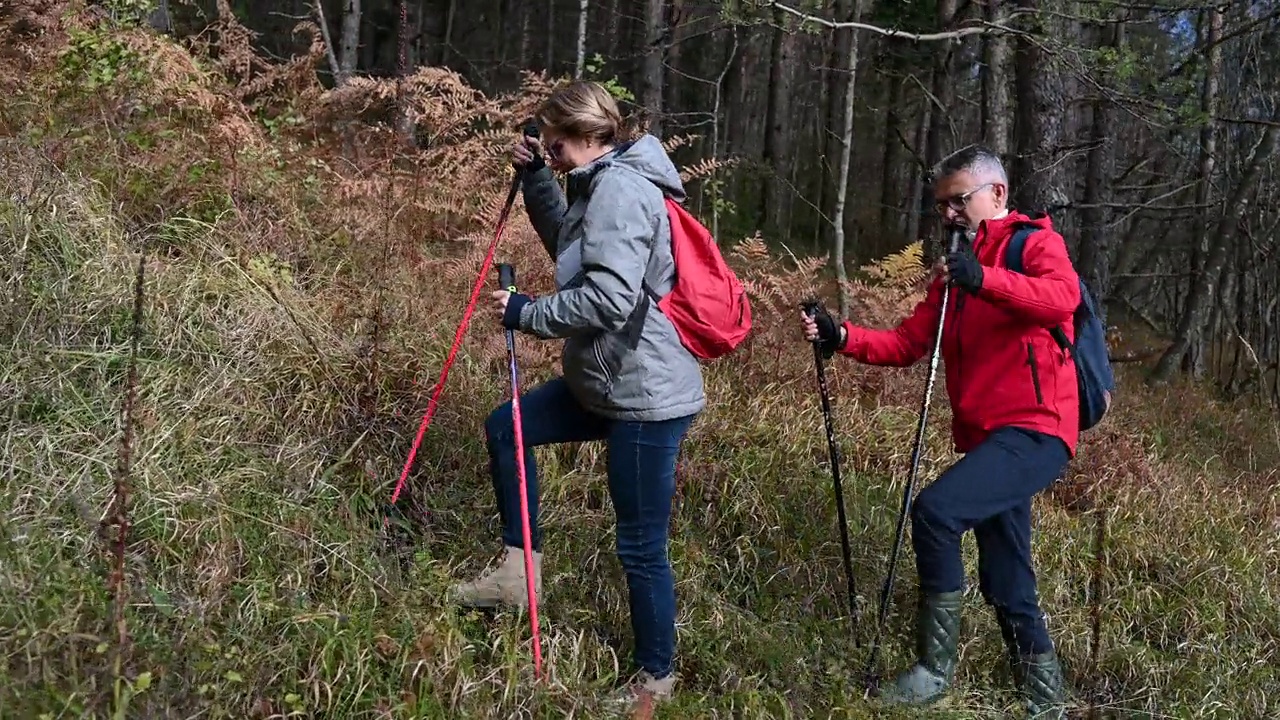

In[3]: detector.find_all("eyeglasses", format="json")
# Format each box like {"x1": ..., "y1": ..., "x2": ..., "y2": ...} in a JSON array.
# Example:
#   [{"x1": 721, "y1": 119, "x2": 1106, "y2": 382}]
[
  {"x1": 936, "y1": 183, "x2": 994, "y2": 214},
  {"x1": 543, "y1": 136, "x2": 566, "y2": 162}
]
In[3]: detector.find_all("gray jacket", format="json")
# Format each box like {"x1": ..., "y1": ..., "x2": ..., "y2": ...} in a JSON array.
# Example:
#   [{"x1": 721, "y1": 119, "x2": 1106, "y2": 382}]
[{"x1": 515, "y1": 134, "x2": 706, "y2": 422}]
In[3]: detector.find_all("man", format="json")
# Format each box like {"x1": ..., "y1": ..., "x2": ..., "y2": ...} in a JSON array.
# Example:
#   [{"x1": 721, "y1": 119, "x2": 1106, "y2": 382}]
[{"x1": 801, "y1": 146, "x2": 1080, "y2": 719}]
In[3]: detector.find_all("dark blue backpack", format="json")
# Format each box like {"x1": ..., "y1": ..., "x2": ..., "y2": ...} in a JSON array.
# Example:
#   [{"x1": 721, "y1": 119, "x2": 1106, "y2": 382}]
[{"x1": 1005, "y1": 224, "x2": 1116, "y2": 432}]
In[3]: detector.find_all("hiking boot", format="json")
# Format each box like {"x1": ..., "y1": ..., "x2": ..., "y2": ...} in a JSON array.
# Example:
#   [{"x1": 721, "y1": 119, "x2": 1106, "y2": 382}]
[
  {"x1": 1019, "y1": 648, "x2": 1067, "y2": 720},
  {"x1": 603, "y1": 670, "x2": 675, "y2": 717},
  {"x1": 450, "y1": 545, "x2": 542, "y2": 608},
  {"x1": 877, "y1": 590, "x2": 964, "y2": 706}
]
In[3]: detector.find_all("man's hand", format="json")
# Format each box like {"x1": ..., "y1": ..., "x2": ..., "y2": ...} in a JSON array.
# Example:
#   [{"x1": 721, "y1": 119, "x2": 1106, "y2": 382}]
[
  {"x1": 799, "y1": 305, "x2": 845, "y2": 358},
  {"x1": 944, "y1": 246, "x2": 984, "y2": 295}
]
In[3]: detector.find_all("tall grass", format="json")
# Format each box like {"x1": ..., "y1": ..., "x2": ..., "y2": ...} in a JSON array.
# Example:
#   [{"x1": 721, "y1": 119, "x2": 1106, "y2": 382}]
[{"x1": 2, "y1": 5, "x2": 1278, "y2": 719}]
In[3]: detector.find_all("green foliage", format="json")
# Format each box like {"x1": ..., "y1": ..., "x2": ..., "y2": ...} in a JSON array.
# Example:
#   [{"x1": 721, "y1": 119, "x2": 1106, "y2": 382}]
[
  {"x1": 58, "y1": 27, "x2": 147, "y2": 91},
  {"x1": 582, "y1": 53, "x2": 635, "y2": 103},
  {"x1": 102, "y1": 0, "x2": 160, "y2": 26}
]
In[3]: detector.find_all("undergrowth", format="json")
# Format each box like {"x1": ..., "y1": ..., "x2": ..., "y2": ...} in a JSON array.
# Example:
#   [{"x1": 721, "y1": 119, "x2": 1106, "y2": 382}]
[{"x1": 2, "y1": 4, "x2": 1278, "y2": 719}]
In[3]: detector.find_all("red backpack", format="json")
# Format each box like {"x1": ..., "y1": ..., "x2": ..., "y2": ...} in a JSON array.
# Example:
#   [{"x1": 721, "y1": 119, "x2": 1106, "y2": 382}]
[{"x1": 648, "y1": 198, "x2": 752, "y2": 360}]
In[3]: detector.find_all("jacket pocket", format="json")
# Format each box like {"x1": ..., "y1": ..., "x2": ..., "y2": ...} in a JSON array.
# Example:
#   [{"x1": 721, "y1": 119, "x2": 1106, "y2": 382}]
[{"x1": 1026, "y1": 341, "x2": 1044, "y2": 405}]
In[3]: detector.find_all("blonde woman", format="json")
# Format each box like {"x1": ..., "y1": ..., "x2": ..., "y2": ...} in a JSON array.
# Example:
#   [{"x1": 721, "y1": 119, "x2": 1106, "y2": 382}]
[{"x1": 451, "y1": 80, "x2": 704, "y2": 710}]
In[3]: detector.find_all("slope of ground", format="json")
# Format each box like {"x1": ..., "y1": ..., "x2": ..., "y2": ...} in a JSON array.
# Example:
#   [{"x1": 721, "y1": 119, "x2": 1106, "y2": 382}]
[{"x1": 2, "y1": 6, "x2": 1278, "y2": 719}]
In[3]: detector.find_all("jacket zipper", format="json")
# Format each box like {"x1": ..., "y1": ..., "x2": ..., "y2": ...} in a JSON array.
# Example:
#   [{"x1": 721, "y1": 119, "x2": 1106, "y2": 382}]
[
  {"x1": 1027, "y1": 342, "x2": 1044, "y2": 405},
  {"x1": 592, "y1": 335, "x2": 615, "y2": 392},
  {"x1": 953, "y1": 292, "x2": 967, "y2": 384}
]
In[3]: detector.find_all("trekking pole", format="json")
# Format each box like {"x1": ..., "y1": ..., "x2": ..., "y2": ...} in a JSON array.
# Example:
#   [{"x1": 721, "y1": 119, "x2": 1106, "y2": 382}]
[
  {"x1": 385, "y1": 124, "x2": 540, "y2": 525},
  {"x1": 863, "y1": 226, "x2": 966, "y2": 694},
  {"x1": 497, "y1": 262, "x2": 545, "y2": 680},
  {"x1": 801, "y1": 300, "x2": 860, "y2": 646}
]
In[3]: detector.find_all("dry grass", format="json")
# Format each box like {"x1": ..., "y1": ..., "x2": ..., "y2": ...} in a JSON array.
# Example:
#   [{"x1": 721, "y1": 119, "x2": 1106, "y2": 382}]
[{"x1": 2, "y1": 5, "x2": 1279, "y2": 719}]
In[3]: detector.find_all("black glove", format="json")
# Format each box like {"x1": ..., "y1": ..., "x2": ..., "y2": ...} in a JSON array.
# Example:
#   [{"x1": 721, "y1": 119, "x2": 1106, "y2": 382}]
[
  {"x1": 946, "y1": 246, "x2": 984, "y2": 295},
  {"x1": 804, "y1": 303, "x2": 843, "y2": 359}
]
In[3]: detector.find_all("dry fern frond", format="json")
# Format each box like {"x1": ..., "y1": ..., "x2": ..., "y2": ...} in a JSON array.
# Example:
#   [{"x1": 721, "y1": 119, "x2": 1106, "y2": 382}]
[
  {"x1": 680, "y1": 157, "x2": 739, "y2": 184},
  {"x1": 661, "y1": 134, "x2": 700, "y2": 153},
  {"x1": 859, "y1": 240, "x2": 926, "y2": 288}
]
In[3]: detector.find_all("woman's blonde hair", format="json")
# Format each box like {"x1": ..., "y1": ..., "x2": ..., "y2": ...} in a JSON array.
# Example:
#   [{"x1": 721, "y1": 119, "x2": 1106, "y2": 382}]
[{"x1": 535, "y1": 80, "x2": 625, "y2": 145}]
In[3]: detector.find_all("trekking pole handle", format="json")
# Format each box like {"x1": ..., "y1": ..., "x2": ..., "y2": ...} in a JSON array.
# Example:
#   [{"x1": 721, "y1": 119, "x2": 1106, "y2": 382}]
[
  {"x1": 498, "y1": 263, "x2": 517, "y2": 293},
  {"x1": 800, "y1": 300, "x2": 822, "y2": 340},
  {"x1": 946, "y1": 225, "x2": 965, "y2": 255},
  {"x1": 523, "y1": 123, "x2": 542, "y2": 163}
]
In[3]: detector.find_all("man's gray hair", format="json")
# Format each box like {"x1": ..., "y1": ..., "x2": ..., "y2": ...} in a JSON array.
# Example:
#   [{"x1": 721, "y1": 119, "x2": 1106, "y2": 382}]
[{"x1": 930, "y1": 145, "x2": 1008, "y2": 185}]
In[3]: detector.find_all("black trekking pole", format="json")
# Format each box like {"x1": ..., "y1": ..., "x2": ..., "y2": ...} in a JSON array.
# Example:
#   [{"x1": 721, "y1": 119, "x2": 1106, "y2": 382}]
[
  {"x1": 802, "y1": 300, "x2": 860, "y2": 646},
  {"x1": 863, "y1": 226, "x2": 966, "y2": 694}
]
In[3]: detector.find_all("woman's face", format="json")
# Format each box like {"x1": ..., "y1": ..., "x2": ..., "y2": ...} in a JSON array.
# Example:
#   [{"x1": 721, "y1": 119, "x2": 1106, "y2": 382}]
[{"x1": 541, "y1": 129, "x2": 605, "y2": 172}]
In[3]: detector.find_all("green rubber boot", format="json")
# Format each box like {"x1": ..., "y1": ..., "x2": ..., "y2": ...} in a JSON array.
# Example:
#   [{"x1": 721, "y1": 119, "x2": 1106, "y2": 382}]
[
  {"x1": 1019, "y1": 648, "x2": 1067, "y2": 720},
  {"x1": 877, "y1": 590, "x2": 964, "y2": 706}
]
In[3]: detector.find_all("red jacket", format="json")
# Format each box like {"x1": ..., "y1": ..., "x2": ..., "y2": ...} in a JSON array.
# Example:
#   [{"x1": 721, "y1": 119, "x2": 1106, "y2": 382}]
[{"x1": 838, "y1": 211, "x2": 1082, "y2": 457}]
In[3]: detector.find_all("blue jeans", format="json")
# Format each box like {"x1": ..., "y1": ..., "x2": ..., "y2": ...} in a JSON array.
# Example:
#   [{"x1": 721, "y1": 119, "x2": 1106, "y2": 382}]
[
  {"x1": 484, "y1": 377, "x2": 696, "y2": 678},
  {"x1": 910, "y1": 426, "x2": 1070, "y2": 656}
]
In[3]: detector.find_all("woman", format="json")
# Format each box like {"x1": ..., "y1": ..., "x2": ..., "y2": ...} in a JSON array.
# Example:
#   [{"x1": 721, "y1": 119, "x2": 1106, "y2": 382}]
[{"x1": 450, "y1": 80, "x2": 705, "y2": 710}]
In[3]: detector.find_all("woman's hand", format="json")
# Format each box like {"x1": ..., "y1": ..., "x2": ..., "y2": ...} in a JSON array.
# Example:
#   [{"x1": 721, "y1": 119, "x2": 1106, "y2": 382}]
[
  {"x1": 511, "y1": 135, "x2": 544, "y2": 169},
  {"x1": 490, "y1": 290, "x2": 510, "y2": 315}
]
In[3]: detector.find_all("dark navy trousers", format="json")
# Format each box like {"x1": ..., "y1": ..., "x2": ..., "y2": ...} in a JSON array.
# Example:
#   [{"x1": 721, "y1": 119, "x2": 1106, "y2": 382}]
[{"x1": 910, "y1": 426, "x2": 1070, "y2": 656}]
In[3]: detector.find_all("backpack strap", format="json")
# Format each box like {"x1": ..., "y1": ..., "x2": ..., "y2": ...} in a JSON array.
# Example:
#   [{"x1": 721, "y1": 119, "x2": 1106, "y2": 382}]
[
  {"x1": 1003, "y1": 222, "x2": 1075, "y2": 356},
  {"x1": 1003, "y1": 223, "x2": 1037, "y2": 275}
]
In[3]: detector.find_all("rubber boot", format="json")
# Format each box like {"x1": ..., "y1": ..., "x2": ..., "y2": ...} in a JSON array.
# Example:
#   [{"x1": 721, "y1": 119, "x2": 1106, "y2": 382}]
[
  {"x1": 994, "y1": 609, "x2": 1024, "y2": 685},
  {"x1": 1019, "y1": 648, "x2": 1067, "y2": 720},
  {"x1": 877, "y1": 590, "x2": 964, "y2": 705},
  {"x1": 451, "y1": 545, "x2": 542, "y2": 608}
]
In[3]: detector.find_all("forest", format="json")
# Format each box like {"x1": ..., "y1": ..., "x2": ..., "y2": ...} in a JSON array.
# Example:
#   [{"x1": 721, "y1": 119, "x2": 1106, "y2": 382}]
[{"x1": 1, "y1": 0, "x2": 1278, "y2": 718}]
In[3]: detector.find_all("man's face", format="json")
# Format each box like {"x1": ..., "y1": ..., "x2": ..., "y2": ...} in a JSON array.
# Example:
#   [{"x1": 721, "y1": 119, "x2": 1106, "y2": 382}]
[{"x1": 934, "y1": 170, "x2": 1005, "y2": 230}]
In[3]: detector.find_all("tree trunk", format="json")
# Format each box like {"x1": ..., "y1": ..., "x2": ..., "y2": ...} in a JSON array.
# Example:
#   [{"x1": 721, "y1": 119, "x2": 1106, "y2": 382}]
[
  {"x1": 1183, "y1": 5, "x2": 1223, "y2": 379},
  {"x1": 921, "y1": 0, "x2": 958, "y2": 265},
  {"x1": 761, "y1": 6, "x2": 794, "y2": 242},
  {"x1": 980, "y1": 0, "x2": 1012, "y2": 157},
  {"x1": 575, "y1": 0, "x2": 589, "y2": 78},
  {"x1": 545, "y1": 0, "x2": 554, "y2": 72},
  {"x1": 146, "y1": 0, "x2": 172, "y2": 33},
  {"x1": 642, "y1": 0, "x2": 667, "y2": 137},
  {"x1": 1078, "y1": 19, "x2": 1123, "y2": 319},
  {"x1": 1150, "y1": 124, "x2": 1279, "y2": 384},
  {"x1": 880, "y1": 71, "x2": 905, "y2": 244},
  {"x1": 1013, "y1": 0, "x2": 1069, "y2": 216},
  {"x1": 905, "y1": 104, "x2": 930, "y2": 247},
  {"x1": 821, "y1": 0, "x2": 852, "y2": 251},
  {"x1": 832, "y1": 0, "x2": 867, "y2": 318},
  {"x1": 338, "y1": 0, "x2": 362, "y2": 85}
]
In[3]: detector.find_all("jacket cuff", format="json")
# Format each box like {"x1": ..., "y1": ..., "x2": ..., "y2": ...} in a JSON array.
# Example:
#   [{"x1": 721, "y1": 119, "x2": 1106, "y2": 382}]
[
  {"x1": 503, "y1": 293, "x2": 532, "y2": 330},
  {"x1": 838, "y1": 320, "x2": 856, "y2": 353}
]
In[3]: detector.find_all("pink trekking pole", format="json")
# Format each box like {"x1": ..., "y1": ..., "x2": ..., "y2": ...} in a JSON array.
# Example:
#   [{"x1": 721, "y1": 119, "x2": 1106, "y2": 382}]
[{"x1": 497, "y1": 262, "x2": 544, "y2": 679}]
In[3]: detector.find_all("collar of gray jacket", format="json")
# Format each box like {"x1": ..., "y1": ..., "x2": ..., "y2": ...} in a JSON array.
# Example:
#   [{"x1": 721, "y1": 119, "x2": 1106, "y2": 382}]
[{"x1": 563, "y1": 134, "x2": 688, "y2": 204}]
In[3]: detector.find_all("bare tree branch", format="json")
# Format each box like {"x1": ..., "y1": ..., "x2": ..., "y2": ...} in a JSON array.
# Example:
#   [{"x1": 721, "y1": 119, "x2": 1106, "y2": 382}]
[
  {"x1": 312, "y1": 0, "x2": 341, "y2": 81},
  {"x1": 771, "y1": 1, "x2": 1025, "y2": 42}
]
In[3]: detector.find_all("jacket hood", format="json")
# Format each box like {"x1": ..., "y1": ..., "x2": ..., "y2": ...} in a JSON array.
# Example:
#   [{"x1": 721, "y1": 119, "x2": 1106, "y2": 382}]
[{"x1": 570, "y1": 133, "x2": 687, "y2": 202}]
